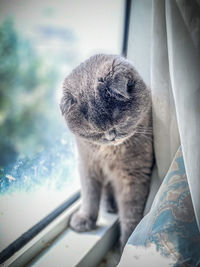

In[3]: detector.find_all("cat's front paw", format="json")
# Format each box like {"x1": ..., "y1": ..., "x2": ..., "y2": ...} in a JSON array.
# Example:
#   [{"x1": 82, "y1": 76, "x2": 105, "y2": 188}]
[{"x1": 69, "y1": 211, "x2": 96, "y2": 232}]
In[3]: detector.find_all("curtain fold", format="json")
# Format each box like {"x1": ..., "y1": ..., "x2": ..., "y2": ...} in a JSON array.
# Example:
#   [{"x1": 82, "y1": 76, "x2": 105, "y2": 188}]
[
  {"x1": 151, "y1": 0, "x2": 180, "y2": 181},
  {"x1": 151, "y1": 0, "x2": 200, "y2": 229}
]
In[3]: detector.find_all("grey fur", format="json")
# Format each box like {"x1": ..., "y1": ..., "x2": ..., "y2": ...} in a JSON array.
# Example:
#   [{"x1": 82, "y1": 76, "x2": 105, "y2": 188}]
[{"x1": 60, "y1": 54, "x2": 153, "y2": 249}]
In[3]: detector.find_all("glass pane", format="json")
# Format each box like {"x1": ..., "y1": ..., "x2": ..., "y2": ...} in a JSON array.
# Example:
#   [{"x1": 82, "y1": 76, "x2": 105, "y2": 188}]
[{"x1": 0, "y1": 0, "x2": 124, "y2": 252}]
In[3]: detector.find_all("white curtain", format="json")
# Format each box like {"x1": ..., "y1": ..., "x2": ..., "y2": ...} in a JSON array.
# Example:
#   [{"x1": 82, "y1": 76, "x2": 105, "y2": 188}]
[{"x1": 127, "y1": 0, "x2": 200, "y2": 228}]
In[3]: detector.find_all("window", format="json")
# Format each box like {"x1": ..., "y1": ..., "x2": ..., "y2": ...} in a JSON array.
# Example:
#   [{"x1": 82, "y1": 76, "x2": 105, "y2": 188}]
[{"x1": 0, "y1": 0, "x2": 125, "y2": 263}]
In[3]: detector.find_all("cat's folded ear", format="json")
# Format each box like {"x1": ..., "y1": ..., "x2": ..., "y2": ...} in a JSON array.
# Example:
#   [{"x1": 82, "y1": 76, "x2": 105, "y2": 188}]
[{"x1": 109, "y1": 78, "x2": 135, "y2": 99}]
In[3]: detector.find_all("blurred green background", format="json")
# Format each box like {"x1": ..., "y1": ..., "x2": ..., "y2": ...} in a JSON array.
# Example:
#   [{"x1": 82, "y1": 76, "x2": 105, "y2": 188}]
[
  {"x1": 0, "y1": 0, "x2": 123, "y2": 193},
  {"x1": 0, "y1": 19, "x2": 68, "y2": 166}
]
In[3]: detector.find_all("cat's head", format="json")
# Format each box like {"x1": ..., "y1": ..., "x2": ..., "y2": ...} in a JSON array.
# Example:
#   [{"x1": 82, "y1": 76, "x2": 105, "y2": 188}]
[{"x1": 60, "y1": 54, "x2": 151, "y2": 145}]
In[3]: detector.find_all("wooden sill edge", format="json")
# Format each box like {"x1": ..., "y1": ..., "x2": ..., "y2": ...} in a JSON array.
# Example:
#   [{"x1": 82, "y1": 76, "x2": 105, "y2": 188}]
[{"x1": 3, "y1": 200, "x2": 119, "y2": 267}]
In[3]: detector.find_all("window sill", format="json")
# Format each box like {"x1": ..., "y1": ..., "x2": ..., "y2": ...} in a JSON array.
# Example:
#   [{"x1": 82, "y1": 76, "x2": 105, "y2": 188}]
[{"x1": 3, "y1": 199, "x2": 119, "y2": 267}]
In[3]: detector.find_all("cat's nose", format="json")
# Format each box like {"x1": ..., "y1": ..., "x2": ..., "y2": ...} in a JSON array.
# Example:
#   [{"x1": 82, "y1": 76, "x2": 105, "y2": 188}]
[{"x1": 105, "y1": 129, "x2": 116, "y2": 141}]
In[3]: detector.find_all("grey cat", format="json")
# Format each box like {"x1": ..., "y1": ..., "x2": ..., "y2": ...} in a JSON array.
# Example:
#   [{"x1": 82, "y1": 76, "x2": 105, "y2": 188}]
[{"x1": 60, "y1": 54, "x2": 153, "y2": 249}]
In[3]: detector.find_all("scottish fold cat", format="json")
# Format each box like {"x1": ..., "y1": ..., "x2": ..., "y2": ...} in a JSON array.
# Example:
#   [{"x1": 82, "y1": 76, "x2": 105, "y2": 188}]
[{"x1": 60, "y1": 54, "x2": 153, "y2": 249}]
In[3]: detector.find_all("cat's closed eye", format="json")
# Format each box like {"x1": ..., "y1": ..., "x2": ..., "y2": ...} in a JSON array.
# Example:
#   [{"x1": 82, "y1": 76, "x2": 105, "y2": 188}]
[{"x1": 79, "y1": 103, "x2": 88, "y2": 118}]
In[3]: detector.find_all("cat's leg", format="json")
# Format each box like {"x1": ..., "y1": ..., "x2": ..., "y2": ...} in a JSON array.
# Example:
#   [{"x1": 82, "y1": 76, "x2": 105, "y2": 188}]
[
  {"x1": 102, "y1": 182, "x2": 118, "y2": 213},
  {"x1": 114, "y1": 176, "x2": 149, "y2": 250},
  {"x1": 70, "y1": 172, "x2": 101, "y2": 232}
]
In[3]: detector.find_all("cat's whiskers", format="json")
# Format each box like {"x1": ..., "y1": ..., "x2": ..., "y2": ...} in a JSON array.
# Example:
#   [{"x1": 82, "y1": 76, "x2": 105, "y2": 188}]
[
  {"x1": 134, "y1": 131, "x2": 152, "y2": 135},
  {"x1": 135, "y1": 127, "x2": 152, "y2": 132}
]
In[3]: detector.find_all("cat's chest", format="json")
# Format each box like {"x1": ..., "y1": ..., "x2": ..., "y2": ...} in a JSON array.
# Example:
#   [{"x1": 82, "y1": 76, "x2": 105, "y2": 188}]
[
  {"x1": 94, "y1": 145, "x2": 127, "y2": 176},
  {"x1": 77, "y1": 137, "x2": 148, "y2": 181}
]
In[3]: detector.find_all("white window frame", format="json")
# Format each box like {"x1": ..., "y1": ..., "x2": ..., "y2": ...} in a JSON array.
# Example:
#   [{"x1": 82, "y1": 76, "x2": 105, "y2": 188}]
[{"x1": 3, "y1": 199, "x2": 119, "y2": 267}]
